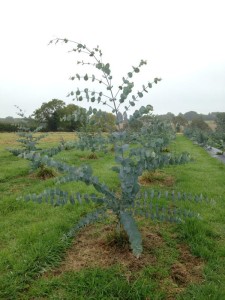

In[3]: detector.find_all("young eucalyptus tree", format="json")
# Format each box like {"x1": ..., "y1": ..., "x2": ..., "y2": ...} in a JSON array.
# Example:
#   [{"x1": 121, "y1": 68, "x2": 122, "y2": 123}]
[
  {"x1": 21, "y1": 39, "x2": 202, "y2": 257},
  {"x1": 7, "y1": 107, "x2": 46, "y2": 156},
  {"x1": 7, "y1": 107, "x2": 67, "y2": 171}
]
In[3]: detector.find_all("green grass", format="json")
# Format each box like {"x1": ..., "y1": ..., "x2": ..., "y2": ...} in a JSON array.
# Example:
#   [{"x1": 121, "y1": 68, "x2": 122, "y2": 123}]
[
  {"x1": 23, "y1": 267, "x2": 164, "y2": 300},
  {"x1": 0, "y1": 133, "x2": 225, "y2": 299}
]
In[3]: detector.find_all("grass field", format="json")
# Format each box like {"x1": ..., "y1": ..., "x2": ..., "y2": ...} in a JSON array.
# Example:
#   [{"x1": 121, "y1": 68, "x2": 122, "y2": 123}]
[{"x1": 0, "y1": 132, "x2": 225, "y2": 299}]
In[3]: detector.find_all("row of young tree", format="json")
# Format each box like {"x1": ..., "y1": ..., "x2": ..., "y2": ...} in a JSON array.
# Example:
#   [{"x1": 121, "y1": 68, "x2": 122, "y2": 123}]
[
  {"x1": 154, "y1": 110, "x2": 225, "y2": 151},
  {"x1": 183, "y1": 113, "x2": 225, "y2": 151}
]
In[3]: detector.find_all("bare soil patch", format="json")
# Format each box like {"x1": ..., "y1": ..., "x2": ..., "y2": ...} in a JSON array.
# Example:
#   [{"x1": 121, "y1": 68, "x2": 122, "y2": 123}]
[
  {"x1": 45, "y1": 223, "x2": 204, "y2": 298},
  {"x1": 172, "y1": 243, "x2": 203, "y2": 286},
  {"x1": 57, "y1": 225, "x2": 164, "y2": 273},
  {"x1": 139, "y1": 170, "x2": 175, "y2": 187}
]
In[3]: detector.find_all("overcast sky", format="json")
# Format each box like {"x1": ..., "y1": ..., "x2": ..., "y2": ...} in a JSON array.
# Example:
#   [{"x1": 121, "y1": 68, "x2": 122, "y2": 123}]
[{"x1": 0, "y1": 0, "x2": 225, "y2": 118}]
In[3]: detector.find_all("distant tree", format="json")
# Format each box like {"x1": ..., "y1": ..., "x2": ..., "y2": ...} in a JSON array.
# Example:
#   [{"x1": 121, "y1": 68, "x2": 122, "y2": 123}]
[
  {"x1": 5, "y1": 116, "x2": 15, "y2": 123},
  {"x1": 215, "y1": 112, "x2": 225, "y2": 132},
  {"x1": 89, "y1": 111, "x2": 116, "y2": 132},
  {"x1": 165, "y1": 112, "x2": 175, "y2": 121},
  {"x1": 208, "y1": 112, "x2": 219, "y2": 121},
  {"x1": 189, "y1": 117, "x2": 211, "y2": 132},
  {"x1": 183, "y1": 111, "x2": 199, "y2": 121},
  {"x1": 140, "y1": 113, "x2": 153, "y2": 125},
  {"x1": 172, "y1": 114, "x2": 188, "y2": 132},
  {"x1": 33, "y1": 99, "x2": 65, "y2": 131},
  {"x1": 157, "y1": 112, "x2": 175, "y2": 122},
  {"x1": 0, "y1": 122, "x2": 18, "y2": 132},
  {"x1": 200, "y1": 113, "x2": 216, "y2": 121},
  {"x1": 60, "y1": 104, "x2": 87, "y2": 131}
]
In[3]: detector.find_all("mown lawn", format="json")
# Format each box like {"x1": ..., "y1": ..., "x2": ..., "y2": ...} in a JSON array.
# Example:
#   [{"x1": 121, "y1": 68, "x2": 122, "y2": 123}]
[{"x1": 0, "y1": 132, "x2": 225, "y2": 299}]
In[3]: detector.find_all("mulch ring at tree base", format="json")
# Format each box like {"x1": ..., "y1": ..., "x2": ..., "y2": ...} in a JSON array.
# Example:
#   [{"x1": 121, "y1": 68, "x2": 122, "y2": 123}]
[
  {"x1": 139, "y1": 170, "x2": 175, "y2": 187},
  {"x1": 44, "y1": 223, "x2": 204, "y2": 298}
]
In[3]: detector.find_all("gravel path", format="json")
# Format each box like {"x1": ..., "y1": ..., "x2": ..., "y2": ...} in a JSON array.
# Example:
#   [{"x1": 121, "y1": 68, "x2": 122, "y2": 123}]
[{"x1": 206, "y1": 147, "x2": 225, "y2": 164}]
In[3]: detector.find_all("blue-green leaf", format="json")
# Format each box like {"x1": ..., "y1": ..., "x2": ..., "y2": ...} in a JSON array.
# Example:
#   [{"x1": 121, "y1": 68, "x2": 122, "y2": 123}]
[{"x1": 138, "y1": 92, "x2": 143, "y2": 98}]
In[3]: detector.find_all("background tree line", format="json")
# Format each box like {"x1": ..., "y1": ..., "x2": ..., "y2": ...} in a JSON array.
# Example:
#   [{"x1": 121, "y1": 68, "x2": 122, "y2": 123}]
[
  {"x1": 1, "y1": 101, "x2": 225, "y2": 134},
  {"x1": 0, "y1": 99, "x2": 116, "y2": 132},
  {"x1": 157, "y1": 111, "x2": 225, "y2": 134}
]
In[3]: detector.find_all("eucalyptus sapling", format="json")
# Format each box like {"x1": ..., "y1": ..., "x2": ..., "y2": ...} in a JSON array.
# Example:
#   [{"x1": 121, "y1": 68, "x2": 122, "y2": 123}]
[
  {"x1": 7, "y1": 108, "x2": 68, "y2": 172},
  {"x1": 20, "y1": 38, "x2": 206, "y2": 257}
]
